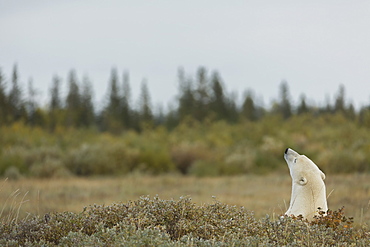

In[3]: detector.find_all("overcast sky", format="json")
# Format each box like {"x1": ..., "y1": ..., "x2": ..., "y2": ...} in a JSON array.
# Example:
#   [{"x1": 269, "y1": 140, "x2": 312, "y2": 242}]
[{"x1": 1, "y1": 0, "x2": 370, "y2": 110}]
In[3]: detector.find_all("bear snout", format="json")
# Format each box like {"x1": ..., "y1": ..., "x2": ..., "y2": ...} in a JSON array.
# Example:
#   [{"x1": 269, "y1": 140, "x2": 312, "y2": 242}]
[{"x1": 285, "y1": 148, "x2": 298, "y2": 157}]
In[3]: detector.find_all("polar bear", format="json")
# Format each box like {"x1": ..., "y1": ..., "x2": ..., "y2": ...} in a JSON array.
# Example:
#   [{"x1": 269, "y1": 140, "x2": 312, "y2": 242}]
[{"x1": 284, "y1": 148, "x2": 328, "y2": 219}]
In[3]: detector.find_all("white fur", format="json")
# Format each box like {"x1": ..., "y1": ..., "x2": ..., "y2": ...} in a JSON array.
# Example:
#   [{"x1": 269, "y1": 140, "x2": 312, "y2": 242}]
[{"x1": 284, "y1": 148, "x2": 328, "y2": 219}]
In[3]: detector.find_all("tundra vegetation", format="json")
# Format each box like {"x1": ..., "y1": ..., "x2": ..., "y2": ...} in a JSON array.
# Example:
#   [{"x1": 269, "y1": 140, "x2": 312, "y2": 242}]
[
  {"x1": 1, "y1": 65, "x2": 370, "y2": 245},
  {"x1": 0, "y1": 195, "x2": 369, "y2": 246}
]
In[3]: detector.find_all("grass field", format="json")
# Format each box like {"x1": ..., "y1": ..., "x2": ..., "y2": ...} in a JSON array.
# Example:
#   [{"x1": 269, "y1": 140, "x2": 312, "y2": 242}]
[{"x1": 1, "y1": 173, "x2": 370, "y2": 226}]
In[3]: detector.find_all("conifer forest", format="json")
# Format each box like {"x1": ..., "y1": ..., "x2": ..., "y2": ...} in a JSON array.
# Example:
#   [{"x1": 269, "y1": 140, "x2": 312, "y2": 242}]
[{"x1": 1, "y1": 64, "x2": 370, "y2": 176}]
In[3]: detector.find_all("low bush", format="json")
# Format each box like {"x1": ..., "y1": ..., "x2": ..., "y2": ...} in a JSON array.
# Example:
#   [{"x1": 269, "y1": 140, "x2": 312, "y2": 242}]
[
  {"x1": 64, "y1": 142, "x2": 139, "y2": 176},
  {"x1": 23, "y1": 146, "x2": 63, "y2": 169},
  {"x1": 0, "y1": 147, "x2": 27, "y2": 175},
  {"x1": 136, "y1": 147, "x2": 175, "y2": 174},
  {"x1": 30, "y1": 159, "x2": 71, "y2": 178},
  {"x1": 253, "y1": 151, "x2": 281, "y2": 174},
  {"x1": 1, "y1": 116, "x2": 370, "y2": 177},
  {"x1": 3, "y1": 166, "x2": 22, "y2": 180},
  {"x1": 318, "y1": 149, "x2": 370, "y2": 173},
  {"x1": 170, "y1": 142, "x2": 212, "y2": 174},
  {"x1": 189, "y1": 160, "x2": 223, "y2": 177},
  {"x1": 0, "y1": 197, "x2": 368, "y2": 246}
]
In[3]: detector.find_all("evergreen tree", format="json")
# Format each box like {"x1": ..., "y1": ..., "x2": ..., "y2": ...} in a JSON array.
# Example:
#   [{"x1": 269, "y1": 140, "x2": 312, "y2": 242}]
[
  {"x1": 121, "y1": 71, "x2": 131, "y2": 128},
  {"x1": 241, "y1": 90, "x2": 257, "y2": 121},
  {"x1": 102, "y1": 68, "x2": 122, "y2": 133},
  {"x1": 8, "y1": 64, "x2": 26, "y2": 122},
  {"x1": 297, "y1": 94, "x2": 309, "y2": 115},
  {"x1": 194, "y1": 67, "x2": 209, "y2": 121},
  {"x1": 177, "y1": 67, "x2": 195, "y2": 120},
  {"x1": 165, "y1": 103, "x2": 179, "y2": 129},
  {"x1": 107, "y1": 68, "x2": 121, "y2": 118},
  {"x1": 209, "y1": 71, "x2": 227, "y2": 120},
  {"x1": 80, "y1": 76, "x2": 95, "y2": 127},
  {"x1": 139, "y1": 79, "x2": 153, "y2": 124},
  {"x1": 49, "y1": 75, "x2": 63, "y2": 130},
  {"x1": 334, "y1": 84, "x2": 346, "y2": 114},
  {"x1": 50, "y1": 75, "x2": 62, "y2": 111},
  {"x1": 0, "y1": 68, "x2": 9, "y2": 125},
  {"x1": 225, "y1": 91, "x2": 239, "y2": 123},
  {"x1": 278, "y1": 80, "x2": 292, "y2": 119},
  {"x1": 26, "y1": 78, "x2": 37, "y2": 125},
  {"x1": 27, "y1": 78, "x2": 46, "y2": 127},
  {"x1": 346, "y1": 103, "x2": 356, "y2": 120},
  {"x1": 65, "y1": 70, "x2": 81, "y2": 127}
]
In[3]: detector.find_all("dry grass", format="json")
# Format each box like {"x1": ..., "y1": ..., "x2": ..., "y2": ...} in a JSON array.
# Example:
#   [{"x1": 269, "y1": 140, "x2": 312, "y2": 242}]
[{"x1": 1, "y1": 174, "x2": 369, "y2": 226}]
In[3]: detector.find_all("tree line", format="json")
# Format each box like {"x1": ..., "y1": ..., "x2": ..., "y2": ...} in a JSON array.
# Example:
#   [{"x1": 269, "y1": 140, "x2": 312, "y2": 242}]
[{"x1": 1, "y1": 64, "x2": 370, "y2": 132}]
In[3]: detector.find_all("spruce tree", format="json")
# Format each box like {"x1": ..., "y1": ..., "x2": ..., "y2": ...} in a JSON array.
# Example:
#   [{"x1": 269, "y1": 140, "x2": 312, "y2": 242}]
[
  {"x1": 49, "y1": 75, "x2": 63, "y2": 130},
  {"x1": 102, "y1": 68, "x2": 122, "y2": 133},
  {"x1": 334, "y1": 84, "x2": 346, "y2": 114},
  {"x1": 65, "y1": 70, "x2": 81, "y2": 127},
  {"x1": 194, "y1": 67, "x2": 209, "y2": 121},
  {"x1": 165, "y1": 103, "x2": 179, "y2": 129},
  {"x1": 225, "y1": 91, "x2": 239, "y2": 123},
  {"x1": 139, "y1": 79, "x2": 153, "y2": 125},
  {"x1": 80, "y1": 76, "x2": 95, "y2": 127},
  {"x1": 121, "y1": 71, "x2": 131, "y2": 128},
  {"x1": 346, "y1": 103, "x2": 356, "y2": 120},
  {"x1": 297, "y1": 94, "x2": 309, "y2": 115},
  {"x1": 0, "y1": 68, "x2": 8, "y2": 125},
  {"x1": 8, "y1": 64, "x2": 25, "y2": 122},
  {"x1": 27, "y1": 78, "x2": 45, "y2": 127},
  {"x1": 50, "y1": 75, "x2": 62, "y2": 111},
  {"x1": 209, "y1": 71, "x2": 227, "y2": 120},
  {"x1": 107, "y1": 68, "x2": 121, "y2": 119},
  {"x1": 177, "y1": 67, "x2": 195, "y2": 120},
  {"x1": 278, "y1": 80, "x2": 292, "y2": 119},
  {"x1": 242, "y1": 90, "x2": 257, "y2": 121},
  {"x1": 26, "y1": 78, "x2": 37, "y2": 125}
]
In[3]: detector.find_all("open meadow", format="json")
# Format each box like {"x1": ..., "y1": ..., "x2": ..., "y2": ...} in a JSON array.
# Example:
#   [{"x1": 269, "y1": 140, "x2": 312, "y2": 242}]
[
  {"x1": 1, "y1": 116, "x2": 370, "y2": 244},
  {"x1": 1, "y1": 173, "x2": 370, "y2": 226}
]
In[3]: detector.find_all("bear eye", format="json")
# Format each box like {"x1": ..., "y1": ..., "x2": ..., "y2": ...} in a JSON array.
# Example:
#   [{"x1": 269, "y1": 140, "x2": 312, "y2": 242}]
[{"x1": 293, "y1": 158, "x2": 297, "y2": 163}]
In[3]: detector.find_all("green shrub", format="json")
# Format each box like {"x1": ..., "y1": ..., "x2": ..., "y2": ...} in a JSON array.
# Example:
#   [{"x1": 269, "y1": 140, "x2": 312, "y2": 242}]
[
  {"x1": 224, "y1": 147, "x2": 255, "y2": 174},
  {"x1": 136, "y1": 147, "x2": 175, "y2": 174},
  {"x1": 4, "y1": 166, "x2": 22, "y2": 180},
  {"x1": 30, "y1": 159, "x2": 71, "y2": 178},
  {"x1": 253, "y1": 151, "x2": 281, "y2": 174},
  {"x1": 318, "y1": 149, "x2": 370, "y2": 173},
  {"x1": 64, "y1": 144, "x2": 106, "y2": 176},
  {"x1": 189, "y1": 159, "x2": 251, "y2": 177},
  {"x1": 0, "y1": 197, "x2": 368, "y2": 246},
  {"x1": 0, "y1": 147, "x2": 27, "y2": 175},
  {"x1": 64, "y1": 143, "x2": 139, "y2": 176},
  {"x1": 189, "y1": 160, "x2": 221, "y2": 177},
  {"x1": 170, "y1": 143, "x2": 211, "y2": 174},
  {"x1": 23, "y1": 146, "x2": 63, "y2": 169},
  {"x1": 0, "y1": 146, "x2": 67, "y2": 177},
  {"x1": 2, "y1": 116, "x2": 370, "y2": 177}
]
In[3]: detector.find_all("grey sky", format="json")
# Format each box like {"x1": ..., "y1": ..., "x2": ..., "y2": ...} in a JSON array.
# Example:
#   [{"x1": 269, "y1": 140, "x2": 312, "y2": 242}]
[{"x1": 1, "y1": 0, "x2": 370, "y2": 110}]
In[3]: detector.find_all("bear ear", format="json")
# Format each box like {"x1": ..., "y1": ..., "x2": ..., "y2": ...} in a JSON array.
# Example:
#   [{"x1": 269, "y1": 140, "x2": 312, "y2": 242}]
[
  {"x1": 299, "y1": 177, "x2": 307, "y2": 185},
  {"x1": 320, "y1": 171, "x2": 326, "y2": 180}
]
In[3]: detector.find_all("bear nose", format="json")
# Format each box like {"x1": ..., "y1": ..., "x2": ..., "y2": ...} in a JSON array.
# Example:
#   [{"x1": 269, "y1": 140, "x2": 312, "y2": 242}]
[{"x1": 285, "y1": 148, "x2": 289, "y2": 154}]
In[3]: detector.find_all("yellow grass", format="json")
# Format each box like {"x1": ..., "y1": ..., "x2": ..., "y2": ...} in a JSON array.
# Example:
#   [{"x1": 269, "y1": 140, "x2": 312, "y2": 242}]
[{"x1": 1, "y1": 174, "x2": 370, "y2": 226}]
